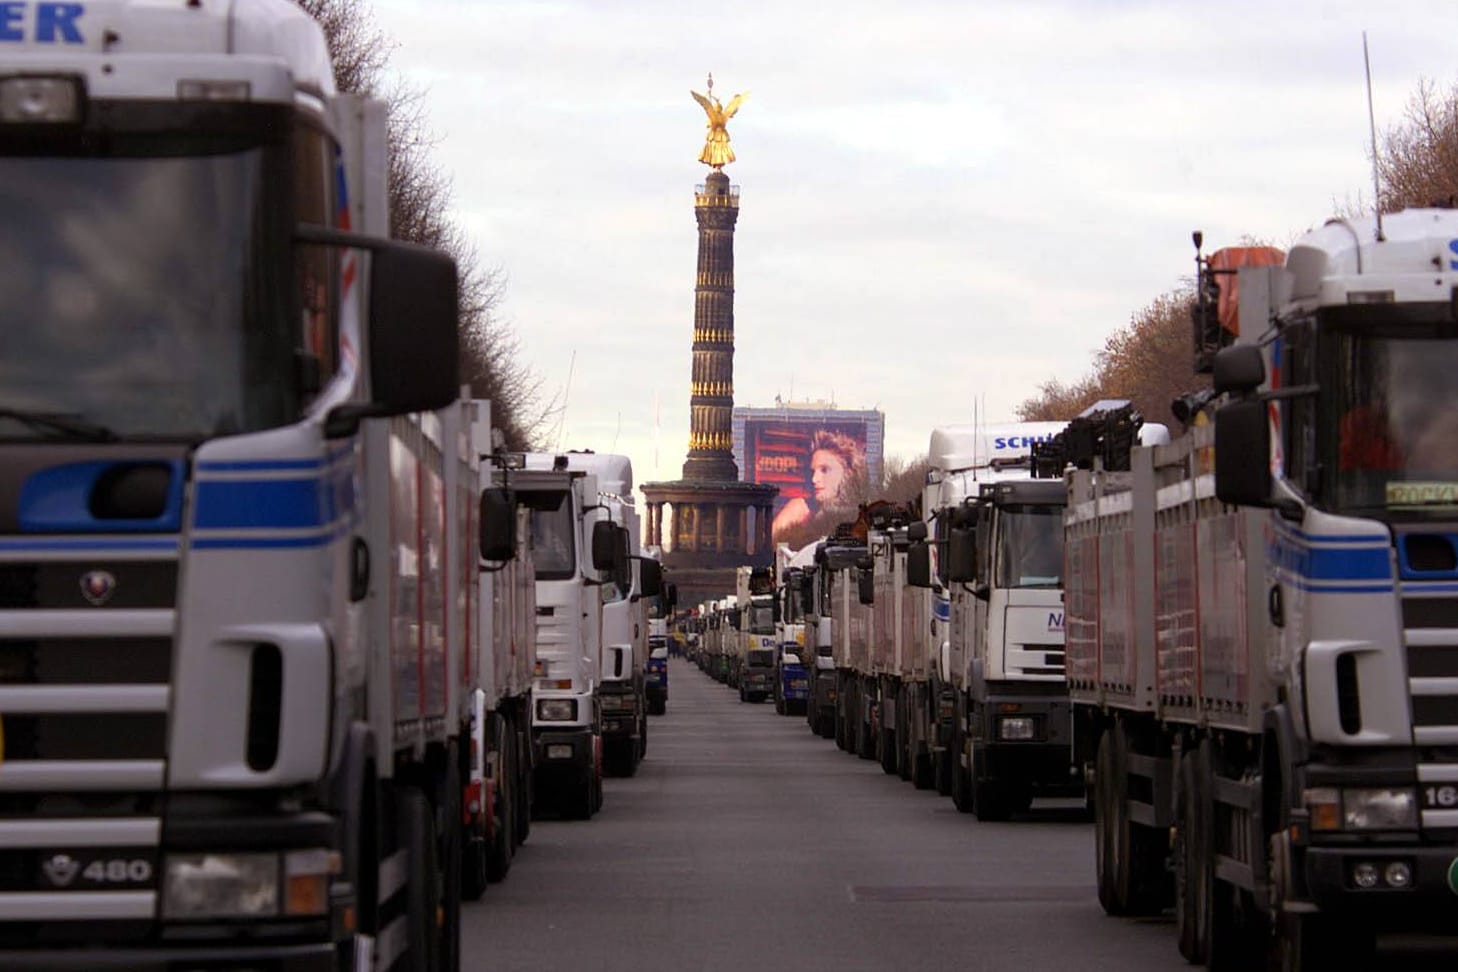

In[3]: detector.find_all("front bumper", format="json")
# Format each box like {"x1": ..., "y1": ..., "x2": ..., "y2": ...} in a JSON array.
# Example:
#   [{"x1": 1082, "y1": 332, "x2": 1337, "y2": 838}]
[
  {"x1": 533, "y1": 727, "x2": 594, "y2": 772},
  {"x1": 1304, "y1": 844, "x2": 1458, "y2": 928}
]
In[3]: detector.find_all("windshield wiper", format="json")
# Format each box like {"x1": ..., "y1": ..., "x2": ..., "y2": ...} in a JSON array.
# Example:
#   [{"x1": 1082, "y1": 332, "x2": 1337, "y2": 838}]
[{"x1": 0, "y1": 407, "x2": 118, "y2": 442}]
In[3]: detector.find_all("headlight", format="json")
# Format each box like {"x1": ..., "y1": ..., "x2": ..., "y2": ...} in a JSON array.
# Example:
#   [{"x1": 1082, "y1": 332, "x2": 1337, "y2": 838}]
[
  {"x1": 997, "y1": 716, "x2": 1036, "y2": 741},
  {"x1": 537, "y1": 698, "x2": 578, "y2": 721},
  {"x1": 164, "y1": 853, "x2": 279, "y2": 919},
  {"x1": 1343, "y1": 788, "x2": 1417, "y2": 830}
]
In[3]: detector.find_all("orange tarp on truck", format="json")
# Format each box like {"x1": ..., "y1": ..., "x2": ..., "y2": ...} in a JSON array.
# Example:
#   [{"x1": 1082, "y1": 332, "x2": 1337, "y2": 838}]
[{"x1": 1209, "y1": 246, "x2": 1285, "y2": 337}]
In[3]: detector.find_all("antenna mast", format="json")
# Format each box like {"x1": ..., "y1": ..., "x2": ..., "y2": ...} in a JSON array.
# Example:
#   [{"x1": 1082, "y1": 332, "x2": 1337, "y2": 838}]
[{"x1": 1363, "y1": 31, "x2": 1385, "y2": 242}]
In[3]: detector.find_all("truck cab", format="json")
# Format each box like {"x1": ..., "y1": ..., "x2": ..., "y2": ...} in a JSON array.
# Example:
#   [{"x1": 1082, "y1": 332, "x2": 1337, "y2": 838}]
[{"x1": 509, "y1": 457, "x2": 607, "y2": 818}]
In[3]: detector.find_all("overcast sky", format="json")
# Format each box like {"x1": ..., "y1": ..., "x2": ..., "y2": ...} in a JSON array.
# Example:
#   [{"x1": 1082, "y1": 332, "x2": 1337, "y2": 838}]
[{"x1": 369, "y1": 0, "x2": 1458, "y2": 489}]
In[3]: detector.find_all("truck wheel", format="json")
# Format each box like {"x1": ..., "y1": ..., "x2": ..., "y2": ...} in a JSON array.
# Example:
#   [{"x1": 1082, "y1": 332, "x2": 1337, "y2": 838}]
[
  {"x1": 1094, "y1": 731, "x2": 1120, "y2": 913},
  {"x1": 485, "y1": 749, "x2": 513, "y2": 884},
  {"x1": 775, "y1": 693, "x2": 786, "y2": 715},
  {"x1": 1100, "y1": 725, "x2": 1167, "y2": 916},
  {"x1": 439, "y1": 752, "x2": 463, "y2": 972},
  {"x1": 879, "y1": 727, "x2": 898, "y2": 776},
  {"x1": 951, "y1": 727, "x2": 974, "y2": 814},
  {"x1": 1175, "y1": 749, "x2": 1209, "y2": 964},
  {"x1": 913, "y1": 750, "x2": 935, "y2": 790},
  {"x1": 398, "y1": 786, "x2": 440, "y2": 972},
  {"x1": 605, "y1": 738, "x2": 637, "y2": 778},
  {"x1": 971, "y1": 746, "x2": 1011, "y2": 822}
]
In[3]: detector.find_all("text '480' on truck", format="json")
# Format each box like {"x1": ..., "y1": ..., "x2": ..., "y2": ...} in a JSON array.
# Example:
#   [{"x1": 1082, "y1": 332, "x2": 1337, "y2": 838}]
[
  {"x1": 0, "y1": 1, "x2": 526, "y2": 969},
  {"x1": 501, "y1": 452, "x2": 661, "y2": 817},
  {"x1": 1063, "y1": 214, "x2": 1458, "y2": 969}
]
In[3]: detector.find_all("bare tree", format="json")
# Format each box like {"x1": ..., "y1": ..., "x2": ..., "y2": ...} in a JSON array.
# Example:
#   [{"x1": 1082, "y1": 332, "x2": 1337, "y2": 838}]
[
  {"x1": 1377, "y1": 78, "x2": 1458, "y2": 212},
  {"x1": 1017, "y1": 287, "x2": 1207, "y2": 430},
  {"x1": 293, "y1": 0, "x2": 548, "y2": 448}
]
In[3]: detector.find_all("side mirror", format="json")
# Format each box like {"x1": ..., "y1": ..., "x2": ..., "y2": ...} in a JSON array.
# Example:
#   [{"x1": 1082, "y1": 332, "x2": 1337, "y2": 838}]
[
  {"x1": 1213, "y1": 344, "x2": 1265, "y2": 395},
  {"x1": 907, "y1": 541, "x2": 931, "y2": 589},
  {"x1": 907, "y1": 521, "x2": 928, "y2": 542},
  {"x1": 947, "y1": 528, "x2": 976, "y2": 583},
  {"x1": 478, "y1": 488, "x2": 516, "y2": 561},
  {"x1": 367, "y1": 241, "x2": 460, "y2": 413},
  {"x1": 592, "y1": 520, "x2": 618, "y2": 572},
  {"x1": 799, "y1": 581, "x2": 814, "y2": 615},
  {"x1": 1214, "y1": 398, "x2": 1272, "y2": 507},
  {"x1": 858, "y1": 567, "x2": 875, "y2": 606},
  {"x1": 639, "y1": 558, "x2": 663, "y2": 598}
]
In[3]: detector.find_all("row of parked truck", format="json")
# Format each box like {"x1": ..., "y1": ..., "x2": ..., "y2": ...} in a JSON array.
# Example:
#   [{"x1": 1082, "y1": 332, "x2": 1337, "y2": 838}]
[
  {"x1": 0, "y1": 3, "x2": 678, "y2": 970},
  {"x1": 680, "y1": 212, "x2": 1458, "y2": 969}
]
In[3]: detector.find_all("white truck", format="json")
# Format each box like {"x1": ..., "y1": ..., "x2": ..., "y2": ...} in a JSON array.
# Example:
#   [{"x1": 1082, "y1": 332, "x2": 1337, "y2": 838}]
[
  {"x1": 827, "y1": 526, "x2": 878, "y2": 759},
  {"x1": 1068, "y1": 217, "x2": 1458, "y2": 968},
  {"x1": 467, "y1": 405, "x2": 538, "y2": 896},
  {"x1": 774, "y1": 542, "x2": 814, "y2": 716},
  {"x1": 568, "y1": 453, "x2": 654, "y2": 779},
  {"x1": 0, "y1": 2, "x2": 492, "y2": 968},
  {"x1": 736, "y1": 566, "x2": 777, "y2": 703},
  {"x1": 906, "y1": 423, "x2": 1082, "y2": 819}
]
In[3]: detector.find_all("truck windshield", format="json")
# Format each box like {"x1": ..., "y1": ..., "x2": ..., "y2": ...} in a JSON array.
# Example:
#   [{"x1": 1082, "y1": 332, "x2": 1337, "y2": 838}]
[
  {"x1": 528, "y1": 492, "x2": 576, "y2": 580},
  {"x1": 0, "y1": 143, "x2": 299, "y2": 441},
  {"x1": 748, "y1": 604, "x2": 775, "y2": 634},
  {"x1": 995, "y1": 506, "x2": 1063, "y2": 589},
  {"x1": 1321, "y1": 307, "x2": 1458, "y2": 519}
]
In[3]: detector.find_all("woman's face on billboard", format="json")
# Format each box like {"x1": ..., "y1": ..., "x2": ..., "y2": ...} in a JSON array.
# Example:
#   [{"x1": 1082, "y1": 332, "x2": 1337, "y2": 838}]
[{"x1": 811, "y1": 449, "x2": 848, "y2": 504}]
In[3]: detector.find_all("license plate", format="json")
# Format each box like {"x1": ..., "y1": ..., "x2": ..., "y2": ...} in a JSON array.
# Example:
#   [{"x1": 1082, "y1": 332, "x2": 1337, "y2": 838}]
[{"x1": 546, "y1": 744, "x2": 573, "y2": 760}]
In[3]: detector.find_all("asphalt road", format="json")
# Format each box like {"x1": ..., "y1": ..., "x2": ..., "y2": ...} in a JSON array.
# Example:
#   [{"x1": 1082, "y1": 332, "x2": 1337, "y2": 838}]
[
  {"x1": 461, "y1": 659, "x2": 1210, "y2": 972},
  {"x1": 461, "y1": 661, "x2": 1458, "y2": 970}
]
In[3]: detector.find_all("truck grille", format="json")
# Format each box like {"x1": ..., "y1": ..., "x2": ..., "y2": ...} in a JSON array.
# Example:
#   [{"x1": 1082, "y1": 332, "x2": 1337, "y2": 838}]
[
  {"x1": 0, "y1": 552, "x2": 174, "y2": 933},
  {"x1": 1400, "y1": 589, "x2": 1458, "y2": 831}
]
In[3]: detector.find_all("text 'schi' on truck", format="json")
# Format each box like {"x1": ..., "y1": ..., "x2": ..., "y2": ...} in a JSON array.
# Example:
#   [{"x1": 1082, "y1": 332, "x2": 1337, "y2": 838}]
[
  {"x1": 905, "y1": 423, "x2": 1097, "y2": 819},
  {"x1": 1065, "y1": 215, "x2": 1458, "y2": 968},
  {"x1": 773, "y1": 542, "x2": 814, "y2": 717},
  {"x1": 736, "y1": 566, "x2": 776, "y2": 703}
]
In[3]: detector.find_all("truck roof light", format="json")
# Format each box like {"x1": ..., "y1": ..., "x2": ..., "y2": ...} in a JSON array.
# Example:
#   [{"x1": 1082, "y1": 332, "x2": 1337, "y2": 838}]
[
  {"x1": 177, "y1": 79, "x2": 252, "y2": 102},
  {"x1": 0, "y1": 75, "x2": 82, "y2": 124}
]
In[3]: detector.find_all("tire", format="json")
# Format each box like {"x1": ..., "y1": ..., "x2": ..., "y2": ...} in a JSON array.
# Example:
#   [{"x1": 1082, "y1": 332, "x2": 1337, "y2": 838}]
[
  {"x1": 971, "y1": 745, "x2": 1012, "y2": 822},
  {"x1": 1097, "y1": 725, "x2": 1168, "y2": 916},
  {"x1": 1175, "y1": 749, "x2": 1209, "y2": 964},
  {"x1": 879, "y1": 727, "x2": 898, "y2": 776},
  {"x1": 605, "y1": 738, "x2": 637, "y2": 778},
  {"x1": 512, "y1": 722, "x2": 531, "y2": 847},
  {"x1": 913, "y1": 751, "x2": 934, "y2": 789},
  {"x1": 439, "y1": 752, "x2": 463, "y2": 972},
  {"x1": 1094, "y1": 731, "x2": 1120, "y2": 914},
  {"x1": 566, "y1": 767, "x2": 594, "y2": 821},
  {"x1": 397, "y1": 786, "x2": 440, "y2": 972},
  {"x1": 951, "y1": 721, "x2": 974, "y2": 814},
  {"x1": 935, "y1": 750, "x2": 952, "y2": 796},
  {"x1": 484, "y1": 739, "x2": 513, "y2": 884}
]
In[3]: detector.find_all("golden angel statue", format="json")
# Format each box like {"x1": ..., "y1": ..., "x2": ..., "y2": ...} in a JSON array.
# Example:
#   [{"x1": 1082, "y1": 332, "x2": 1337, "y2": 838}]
[{"x1": 691, "y1": 75, "x2": 748, "y2": 168}]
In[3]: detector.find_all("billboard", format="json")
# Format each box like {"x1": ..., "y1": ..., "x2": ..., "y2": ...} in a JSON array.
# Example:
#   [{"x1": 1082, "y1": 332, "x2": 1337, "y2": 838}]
[{"x1": 733, "y1": 406, "x2": 884, "y2": 540}]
